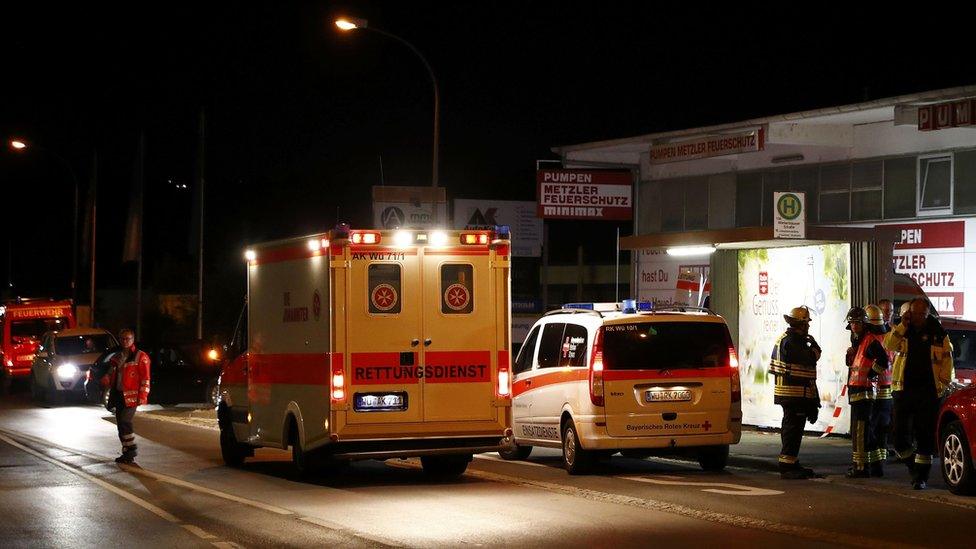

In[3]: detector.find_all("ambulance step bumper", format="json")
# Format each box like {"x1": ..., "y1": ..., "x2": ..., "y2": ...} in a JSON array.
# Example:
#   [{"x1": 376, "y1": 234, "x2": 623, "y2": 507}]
[{"x1": 329, "y1": 436, "x2": 513, "y2": 460}]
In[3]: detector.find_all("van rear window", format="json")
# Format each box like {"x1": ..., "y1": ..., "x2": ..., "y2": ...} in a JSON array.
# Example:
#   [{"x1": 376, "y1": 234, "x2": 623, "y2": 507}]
[{"x1": 602, "y1": 322, "x2": 730, "y2": 370}]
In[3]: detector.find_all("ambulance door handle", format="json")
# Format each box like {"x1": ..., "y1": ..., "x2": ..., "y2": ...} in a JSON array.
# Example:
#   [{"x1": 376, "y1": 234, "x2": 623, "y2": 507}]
[
  {"x1": 411, "y1": 339, "x2": 420, "y2": 347},
  {"x1": 424, "y1": 339, "x2": 432, "y2": 347}
]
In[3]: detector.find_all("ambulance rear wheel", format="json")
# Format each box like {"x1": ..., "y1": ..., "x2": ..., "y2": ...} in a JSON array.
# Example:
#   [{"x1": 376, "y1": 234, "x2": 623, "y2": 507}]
[
  {"x1": 220, "y1": 426, "x2": 248, "y2": 468},
  {"x1": 499, "y1": 443, "x2": 532, "y2": 461},
  {"x1": 562, "y1": 423, "x2": 594, "y2": 475},
  {"x1": 420, "y1": 455, "x2": 470, "y2": 479},
  {"x1": 697, "y1": 444, "x2": 730, "y2": 471}
]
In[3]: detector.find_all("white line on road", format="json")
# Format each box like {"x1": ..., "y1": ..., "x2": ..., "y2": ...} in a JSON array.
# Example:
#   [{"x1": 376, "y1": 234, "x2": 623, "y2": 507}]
[
  {"x1": 182, "y1": 524, "x2": 218, "y2": 539},
  {"x1": 475, "y1": 454, "x2": 550, "y2": 467},
  {"x1": 0, "y1": 432, "x2": 180, "y2": 523},
  {"x1": 389, "y1": 458, "x2": 912, "y2": 549},
  {"x1": 618, "y1": 474, "x2": 784, "y2": 496}
]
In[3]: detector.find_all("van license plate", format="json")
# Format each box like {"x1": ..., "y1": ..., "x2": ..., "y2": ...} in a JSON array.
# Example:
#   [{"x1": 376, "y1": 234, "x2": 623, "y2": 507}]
[
  {"x1": 645, "y1": 389, "x2": 692, "y2": 402},
  {"x1": 354, "y1": 392, "x2": 408, "y2": 412}
]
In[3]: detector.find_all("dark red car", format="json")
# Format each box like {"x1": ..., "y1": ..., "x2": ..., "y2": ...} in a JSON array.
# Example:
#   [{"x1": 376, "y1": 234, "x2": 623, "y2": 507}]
[{"x1": 939, "y1": 383, "x2": 976, "y2": 494}]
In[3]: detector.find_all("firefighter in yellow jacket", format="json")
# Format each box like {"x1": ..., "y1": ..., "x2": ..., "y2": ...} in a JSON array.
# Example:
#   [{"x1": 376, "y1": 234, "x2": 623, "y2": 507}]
[
  {"x1": 883, "y1": 298, "x2": 954, "y2": 490},
  {"x1": 770, "y1": 306, "x2": 822, "y2": 479}
]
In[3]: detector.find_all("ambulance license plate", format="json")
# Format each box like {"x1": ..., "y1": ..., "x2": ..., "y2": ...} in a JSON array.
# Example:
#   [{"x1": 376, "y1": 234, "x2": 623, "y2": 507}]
[
  {"x1": 645, "y1": 389, "x2": 692, "y2": 403},
  {"x1": 17, "y1": 354, "x2": 35, "y2": 362},
  {"x1": 354, "y1": 392, "x2": 408, "y2": 412}
]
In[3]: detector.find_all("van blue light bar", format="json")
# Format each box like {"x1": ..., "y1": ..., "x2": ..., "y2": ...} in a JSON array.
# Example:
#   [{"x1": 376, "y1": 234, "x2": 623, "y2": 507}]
[{"x1": 563, "y1": 303, "x2": 595, "y2": 310}]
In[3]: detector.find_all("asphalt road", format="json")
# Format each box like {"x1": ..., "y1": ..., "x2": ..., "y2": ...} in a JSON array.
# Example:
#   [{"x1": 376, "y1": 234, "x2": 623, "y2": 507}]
[{"x1": 1, "y1": 392, "x2": 972, "y2": 548}]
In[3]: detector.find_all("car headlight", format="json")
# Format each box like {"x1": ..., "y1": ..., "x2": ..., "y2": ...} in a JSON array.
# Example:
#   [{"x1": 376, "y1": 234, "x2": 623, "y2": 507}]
[{"x1": 56, "y1": 363, "x2": 78, "y2": 380}]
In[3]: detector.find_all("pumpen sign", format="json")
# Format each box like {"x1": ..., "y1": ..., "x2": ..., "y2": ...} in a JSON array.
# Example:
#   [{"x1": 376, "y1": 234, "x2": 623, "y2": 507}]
[{"x1": 536, "y1": 169, "x2": 632, "y2": 221}]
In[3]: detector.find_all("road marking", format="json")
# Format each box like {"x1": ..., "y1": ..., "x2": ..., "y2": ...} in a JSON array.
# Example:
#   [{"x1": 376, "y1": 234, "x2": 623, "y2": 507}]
[
  {"x1": 618, "y1": 474, "x2": 784, "y2": 496},
  {"x1": 390, "y1": 458, "x2": 910, "y2": 549},
  {"x1": 182, "y1": 524, "x2": 217, "y2": 539},
  {"x1": 0, "y1": 432, "x2": 180, "y2": 523},
  {"x1": 300, "y1": 516, "x2": 402, "y2": 547},
  {"x1": 211, "y1": 542, "x2": 242, "y2": 548}
]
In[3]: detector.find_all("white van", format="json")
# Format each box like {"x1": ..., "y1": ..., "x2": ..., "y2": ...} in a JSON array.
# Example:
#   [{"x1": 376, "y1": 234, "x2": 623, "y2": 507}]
[{"x1": 504, "y1": 302, "x2": 742, "y2": 474}]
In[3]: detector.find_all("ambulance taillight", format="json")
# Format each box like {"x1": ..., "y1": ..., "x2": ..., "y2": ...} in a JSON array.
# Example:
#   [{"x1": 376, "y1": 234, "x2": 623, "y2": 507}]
[
  {"x1": 497, "y1": 365, "x2": 511, "y2": 398},
  {"x1": 350, "y1": 231, "x2": 381, "y2": 245},
  {"x1": 728, "y1": 345, "x2": 741, "y2": 403},
  {"x1": 589, "y1": 327, "x2": 605, "y2": 407},
  {"x1": 460, "y1": 233, "x2": 489, "y2": 245},
  {"x1": 331, "y1": 365, "x2": 346, "y2": 402}
]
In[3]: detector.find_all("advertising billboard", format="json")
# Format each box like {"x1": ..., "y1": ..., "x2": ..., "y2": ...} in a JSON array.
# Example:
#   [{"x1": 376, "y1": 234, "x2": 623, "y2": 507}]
[
  {"x1": 454, "y1": 199, "x2": 543, "y2": 257},
  {"x1": 536, "y1": 169, "x2": 632, "y2": 220},
  {"x1": 737, "y1": 243, "x2": 851, "y2": 433}
]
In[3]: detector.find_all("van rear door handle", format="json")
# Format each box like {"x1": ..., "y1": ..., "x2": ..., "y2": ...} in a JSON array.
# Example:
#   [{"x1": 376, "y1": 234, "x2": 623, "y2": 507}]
[
  {"x1": 424, "y1": 339, "x2": 432, "y2": 347},
  {"x1": 411, "y1": 339, "x2": 420, "y2": 347}
]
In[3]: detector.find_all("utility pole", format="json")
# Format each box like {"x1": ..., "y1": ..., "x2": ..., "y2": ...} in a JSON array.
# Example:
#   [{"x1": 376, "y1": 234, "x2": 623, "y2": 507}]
[
  {"x1": 196, "y1": 108, "x2": 206, "y2": 340},
  {"x1": 89, "y1": 151, "x2": 98, "y2": 324}
]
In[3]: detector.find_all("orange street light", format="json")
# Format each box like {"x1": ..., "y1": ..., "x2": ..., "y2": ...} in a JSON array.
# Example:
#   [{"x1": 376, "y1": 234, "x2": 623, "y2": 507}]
[
  {"x1": 10, "y1": 140, "x2": 27, "y2": 150},
  {"x1": 334, "y1": 17, "x2": 364, "y2": 31}
]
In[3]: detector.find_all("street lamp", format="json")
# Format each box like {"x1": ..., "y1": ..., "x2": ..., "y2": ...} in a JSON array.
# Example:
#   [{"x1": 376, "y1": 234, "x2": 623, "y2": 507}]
[
  {"x1": 8, "y1": 139, "x2": 80, "y2": 301},
  {"x1": 335, "y1": 16, "x2": 440, "y2": 188}
]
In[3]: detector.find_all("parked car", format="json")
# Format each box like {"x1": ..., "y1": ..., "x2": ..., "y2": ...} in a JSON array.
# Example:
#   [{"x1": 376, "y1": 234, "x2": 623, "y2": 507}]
[
  {"x1": 939, "y1": 382, "x2": 976, "y2": 495},
  {"x1": 942, "y1": 317, "x2": 976, "y2": 385},
  {"x1": 85, "y1": 342, "x2": 222, "y2": 407},
  {"x1": 29, "y1": 328, "x2": 118, "y2": 405},
  {"x1": 505, "y1": 301, "x2": 741, "y2": 474}
]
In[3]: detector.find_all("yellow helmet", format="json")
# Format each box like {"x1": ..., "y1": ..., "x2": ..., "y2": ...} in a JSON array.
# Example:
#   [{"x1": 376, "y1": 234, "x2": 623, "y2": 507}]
[
  {"x1": 864, "y1": 304, "x2": 884, "y2": 326},
  {"x1": 784, "y1": 306, "x2": 811, "y2": 325},
  {"x1": 899, "y1": 301, "x2": 911, "y2": 316}
]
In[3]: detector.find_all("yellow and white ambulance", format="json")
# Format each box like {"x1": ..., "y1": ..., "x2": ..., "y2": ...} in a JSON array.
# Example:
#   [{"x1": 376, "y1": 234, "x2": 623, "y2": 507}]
[
  {"x1": 505, "y1": 301, "x2": 742, "y2": 474},
  {"x1": 218, "y1": 225, "x2": 513, "y2": 477}
]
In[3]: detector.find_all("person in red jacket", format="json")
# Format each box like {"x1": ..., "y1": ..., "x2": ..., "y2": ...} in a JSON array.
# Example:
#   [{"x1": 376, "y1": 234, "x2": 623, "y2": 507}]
[{"x1": 100, "y1": 329, "x2": 151, "y2": 463}]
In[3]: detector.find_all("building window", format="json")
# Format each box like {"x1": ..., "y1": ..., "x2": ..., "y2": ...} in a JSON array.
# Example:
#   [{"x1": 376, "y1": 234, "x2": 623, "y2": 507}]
[
  {"x1": 789, "y1": 166, "x2": 819, "y2": 223},
  {"x1": 684, "y1": 177, "x2": 708, "y2": 230},
  {"x1": 850, "y1": 161, "x2": 883, "y2": 221},
  {"x1": 735, "y1": 172, "x2": 762, "y2": 227},
  {"x1": 762, "y1": 171, "x2": 790, "y2": 226},
  {"x1": 661, "y1": 182, "x2": 684, "y2": 231},
  {"x1": 918, "y1": 154, "x2": 952, "y2": 213},
  {"x1": 819, "y1": 163, "x2": 851, "y2": 223},
  {"x1": 883, "y1": 156, "x2": 916, "y2": 219},
  {"x1": 954, "y1": 150, "x2": 976, "y2": 215}
]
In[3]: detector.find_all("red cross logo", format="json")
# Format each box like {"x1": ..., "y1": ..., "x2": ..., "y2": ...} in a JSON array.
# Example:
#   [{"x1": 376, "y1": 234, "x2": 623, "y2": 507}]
[
  {"x1": 371, "y1": 284, "x2": 398, "y2": 312},
  {"x1": 702, "y1": 420, "x2": 712, "y2": 431},
  {"x1": 444, "y1": 283, "x2": 470, "y2": 311}
]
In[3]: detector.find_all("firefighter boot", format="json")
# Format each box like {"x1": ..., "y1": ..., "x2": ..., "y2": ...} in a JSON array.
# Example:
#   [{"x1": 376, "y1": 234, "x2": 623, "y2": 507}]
[
  {"x1": 846, "y1": 466, "x2": 870, "y2": 479},
  {"x1": 912, "y1": 456, "x2": 932, "y2": 490},
  {"x1": 869, "y1": 461, "x2": 884, "y2": 477},
  {"x1": 780, "y1": 463, "x2": 817, "y2": 480},
  {"x1": 115, "y1": 446, "x2": 138, "y2": 464}
]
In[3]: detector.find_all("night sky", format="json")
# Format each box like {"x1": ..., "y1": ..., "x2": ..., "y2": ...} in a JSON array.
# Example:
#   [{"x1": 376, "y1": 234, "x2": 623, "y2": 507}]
[{"x1": 1, "y1": 2, "x2": 973, "y2": 336}]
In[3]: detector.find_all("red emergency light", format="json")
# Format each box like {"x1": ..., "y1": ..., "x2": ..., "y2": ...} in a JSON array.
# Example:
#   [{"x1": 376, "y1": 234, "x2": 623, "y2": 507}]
[
  {"x1": 460, "y1": 233, "x2": 489, "y2": 245},
  {"x1": 350, "y1": 231, "x2": 381, "y2": 245}
]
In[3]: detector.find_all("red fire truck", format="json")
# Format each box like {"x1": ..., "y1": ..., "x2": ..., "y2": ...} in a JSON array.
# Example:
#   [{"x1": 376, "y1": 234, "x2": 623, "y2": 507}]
[
  {"x1": 0, "y1": 299, "x2": 76, "y2": 394},
  {"x1": 218, "y1": 226, "x2": 514, "y2": 477}
]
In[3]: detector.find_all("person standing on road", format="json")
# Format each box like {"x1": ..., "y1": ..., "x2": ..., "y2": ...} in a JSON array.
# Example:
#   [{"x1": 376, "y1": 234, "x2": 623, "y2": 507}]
[
  {"x1": 884, "y1": 298, "x2": 954, "y2": 490},
  {"x1": 844, "y1": 305, "x2": 890, "y2": 478},
  {"x1": 100, "y1": 329, "x2": 151, "y2": 464},
  {"x1": 770, "y1": 306, "x2": 822, "y2": 479}
]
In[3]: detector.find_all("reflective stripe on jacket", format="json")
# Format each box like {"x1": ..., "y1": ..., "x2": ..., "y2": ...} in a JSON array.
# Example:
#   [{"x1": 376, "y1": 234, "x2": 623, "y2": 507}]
[{"x1": 770, "y1": 330, "x2": 820, "y2": 405}]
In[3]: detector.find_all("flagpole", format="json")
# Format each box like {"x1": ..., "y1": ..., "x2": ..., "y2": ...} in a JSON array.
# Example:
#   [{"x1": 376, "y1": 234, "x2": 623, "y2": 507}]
[
  {"x1": 136, "y1": 132, "x2": 144, "y2": 337},
  {"x1": 196, "y1": 108, "x2": 205, "y2": 340},
  {"x1": 89, "y1": 150, "x2": 98, "y2": 325}
]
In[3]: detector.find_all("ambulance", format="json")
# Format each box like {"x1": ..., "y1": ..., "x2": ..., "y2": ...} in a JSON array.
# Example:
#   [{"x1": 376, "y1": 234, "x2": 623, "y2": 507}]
[
  {"x1": 218, "y1": 225, "x2": 514, "y2": 477},
  {"x1": 505, "y1": 301, "x2": 741, "y2": 474},
  {"x1": 0, "y1": 299, "x2": 76, "y2": 394}
]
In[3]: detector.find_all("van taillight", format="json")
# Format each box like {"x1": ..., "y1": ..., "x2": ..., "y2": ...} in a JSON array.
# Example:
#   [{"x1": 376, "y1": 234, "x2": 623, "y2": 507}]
[
  {"x1": 729, "y1": 345, "x2": 741, "y2": 403},
  {"x1": 497, "y1": 365, "x2": 511, "y2": 398},
  {"x1": 331, "y1": 365, "x2": 346, "y2": 402},
  {"x1": 460, "y1": 233, "x2": 489, "y2": 245},
  {"x1": 589, "y1": 327, "x2": 605, "y2": 407}
]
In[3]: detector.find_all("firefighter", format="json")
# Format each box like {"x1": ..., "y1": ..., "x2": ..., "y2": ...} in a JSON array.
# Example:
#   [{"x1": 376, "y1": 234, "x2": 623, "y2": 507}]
[
  {"x1": 864, "y1": 304, "x2": 893, "y2": 477},
  {"x1": 770, "y1": 306, "x2": 822, "y2": 479},
  {"x1": 884, "y1": 298, "x2": 954, "y2": 490},
  {"x1": 100, "y1": 329, "x2": 151, "y2": 464},
  {"x1": 877, "y1": 299, "x2": 894, "y2": 332},
  {"x1": 844, "y1": 305, "x2": 890, "y2": 477}
]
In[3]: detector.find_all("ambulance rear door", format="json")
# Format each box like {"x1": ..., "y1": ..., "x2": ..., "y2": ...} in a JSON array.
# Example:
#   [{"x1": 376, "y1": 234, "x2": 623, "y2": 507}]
[
  {"x1": 421, "y1": 245, "x2": 497, "y2": 421},
  {"x1": 345, "y1": 244, "x2": 424, "y2": 424}
]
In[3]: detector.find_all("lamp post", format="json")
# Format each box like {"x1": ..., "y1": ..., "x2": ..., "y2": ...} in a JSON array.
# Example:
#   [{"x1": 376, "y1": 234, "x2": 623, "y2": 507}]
[
  {"x1": 335, "y1": 17, "x2": 440, "y2": 188},
  {"x1": 8, "y1": 139, "x2": 80, "y2": 301}
]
